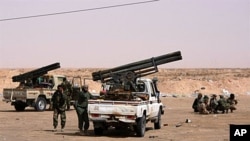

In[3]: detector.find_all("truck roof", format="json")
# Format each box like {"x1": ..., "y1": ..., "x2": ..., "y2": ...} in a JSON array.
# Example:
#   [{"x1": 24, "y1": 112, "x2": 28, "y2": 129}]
[{"x1": 136, "y1": 77, "x2": 153, "y2": 82}]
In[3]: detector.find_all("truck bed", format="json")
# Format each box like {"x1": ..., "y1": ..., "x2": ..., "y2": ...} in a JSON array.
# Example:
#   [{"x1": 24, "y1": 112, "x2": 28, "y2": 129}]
[
  {"x1": 88, "y1": 100, "x2": 148, "y2": 123},
  {"x1": 3, "y1": 88, "x2": 54, "y2": 103}
]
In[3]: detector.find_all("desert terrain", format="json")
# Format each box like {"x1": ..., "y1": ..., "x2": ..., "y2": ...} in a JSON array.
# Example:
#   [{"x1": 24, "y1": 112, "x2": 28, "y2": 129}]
[{"x1": 0, "y1": 68, "x2": 250, "y2": 141}]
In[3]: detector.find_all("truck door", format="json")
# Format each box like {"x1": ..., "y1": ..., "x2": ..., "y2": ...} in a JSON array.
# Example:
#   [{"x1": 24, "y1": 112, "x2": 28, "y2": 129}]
[{"x1": 149, "y1": 82, "x2": 159, "y2": 117}]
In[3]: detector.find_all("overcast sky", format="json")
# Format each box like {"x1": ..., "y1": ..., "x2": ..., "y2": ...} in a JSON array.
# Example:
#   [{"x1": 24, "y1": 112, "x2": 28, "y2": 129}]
[{"x1": 0, "y1": 0, "x2": 249, "y2": 68}]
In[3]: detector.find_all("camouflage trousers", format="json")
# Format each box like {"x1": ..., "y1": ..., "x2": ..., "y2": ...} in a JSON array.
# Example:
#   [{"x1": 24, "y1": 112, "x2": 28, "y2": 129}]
[
  {"x1": 66, "y1": 95, "x2": 71, "y2": 110},
  {"x1": 53, "y1": 108, "x2": 66, "y2": 129},
  {"x1": 217, "y1": 104, "x2": 230, "y2": 113}
]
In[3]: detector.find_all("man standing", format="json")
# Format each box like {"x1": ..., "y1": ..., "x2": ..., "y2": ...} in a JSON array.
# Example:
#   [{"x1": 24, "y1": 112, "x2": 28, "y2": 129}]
[
  {"x1": 76, "y1": 85, "x2": 94, "y2": 135},
  {"x1": 61, "y1": 78, "x2": 72, "y2": 110},
  {"x1": 51, "y1": 85, "x2": 67, "y2": 132}
]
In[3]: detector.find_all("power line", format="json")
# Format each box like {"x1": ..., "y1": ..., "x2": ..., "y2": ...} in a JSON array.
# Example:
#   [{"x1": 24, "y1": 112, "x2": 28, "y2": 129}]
[{"x1": 0, "y1": 0, "x2": 159, "y2": 22}]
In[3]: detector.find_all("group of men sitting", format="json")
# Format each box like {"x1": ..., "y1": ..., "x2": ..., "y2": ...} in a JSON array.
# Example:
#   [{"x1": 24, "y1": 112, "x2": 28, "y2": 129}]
[{"x1": 192, "y1": 92, "x2": 238, "y2": 114}]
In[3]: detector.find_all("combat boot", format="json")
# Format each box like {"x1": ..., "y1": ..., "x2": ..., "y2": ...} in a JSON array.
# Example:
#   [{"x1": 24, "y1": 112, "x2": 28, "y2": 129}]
[
  {"x1": 79, "y1": 130, "x2": 85, "y2": 136},
  {"x1": 53, "y1": 127, "x2": 57, "y2": 132},
  {"x1": 83, "y1": 129, "x2": 89, "y2": 135}
]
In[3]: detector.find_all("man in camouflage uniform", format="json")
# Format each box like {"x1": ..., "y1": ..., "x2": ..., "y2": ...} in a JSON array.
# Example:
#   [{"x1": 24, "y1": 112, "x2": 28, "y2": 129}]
[
  {"x1": 217, "y1": 95, "x2": 230, "y2": 113},
  {"x1": 76, "y1": 85, "x2": 94, "y2": 135},
  {"x1": 61, "y1": 78, "x2": 72, "y2": 110},
  {"x1": 51, "y1": 85, "x2": 67, "y2": 132}
]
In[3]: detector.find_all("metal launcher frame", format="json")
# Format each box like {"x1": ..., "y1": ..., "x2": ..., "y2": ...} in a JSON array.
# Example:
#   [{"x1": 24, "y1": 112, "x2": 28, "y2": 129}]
[{"x1": 92, "y1": 51, "x2": 182, "y2": 94}]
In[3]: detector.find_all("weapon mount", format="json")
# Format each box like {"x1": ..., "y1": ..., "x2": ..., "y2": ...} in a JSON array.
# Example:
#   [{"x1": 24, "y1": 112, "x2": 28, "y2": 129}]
[{"x1": 92, "y1": 51, "x2": 182, "y2": 93}]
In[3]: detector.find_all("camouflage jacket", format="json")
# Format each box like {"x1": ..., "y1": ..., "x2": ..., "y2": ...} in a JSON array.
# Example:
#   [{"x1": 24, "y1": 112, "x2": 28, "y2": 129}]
[
  {"x1": 218, "y1": 97, "x2": 230, "y2": 108},
  {"x1": 51, "y1": 90, "x2": 67, "y2": 110},
  {"x1": 61, "y1": 81, "x2": 72, "y2": 95}
]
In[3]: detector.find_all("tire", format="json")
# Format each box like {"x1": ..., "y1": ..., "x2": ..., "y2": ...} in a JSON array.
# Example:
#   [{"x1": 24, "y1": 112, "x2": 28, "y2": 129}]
[
  {"x1": 35, "y1": 97, "x2": 47, "y2": 111},
  {"x1": 136, "y1": 114, "x2": 146, "y2": 137},
  {"x1": 154, "y1": 109, "x2": 162, "y2": 129},
  {"x1": 14, "y1": 101, "x2": 26, "y2": 111},
  {"x1": 94, "y1": 127, "x2": 103, "y2": 136}
]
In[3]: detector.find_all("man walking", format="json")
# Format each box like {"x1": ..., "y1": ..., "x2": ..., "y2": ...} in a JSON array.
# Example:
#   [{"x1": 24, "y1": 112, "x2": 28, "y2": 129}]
[
  {"x1": 76, "y1": 85, "x2": 94, "y2": 135},
  {"x1": 51, "y1": 85, "x2": 67, "y2": 132}
]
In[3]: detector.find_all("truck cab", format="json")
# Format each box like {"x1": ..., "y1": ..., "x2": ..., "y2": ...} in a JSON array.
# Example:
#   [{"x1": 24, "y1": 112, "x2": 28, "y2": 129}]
[{"x1": 135, "y1": 78, "x2": 162, "y2": 117}]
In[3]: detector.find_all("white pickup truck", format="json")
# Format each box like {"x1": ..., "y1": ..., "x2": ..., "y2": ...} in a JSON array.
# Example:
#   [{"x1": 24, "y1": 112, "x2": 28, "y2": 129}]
[{"x1": 88, "y1": 78, "x2": 165, "y2": 137}]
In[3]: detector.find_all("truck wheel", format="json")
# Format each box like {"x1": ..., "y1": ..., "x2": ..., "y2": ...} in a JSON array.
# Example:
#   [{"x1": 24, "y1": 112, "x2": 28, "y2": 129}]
[
  {"x1": 154, "y1": 109, "x2": 162, "y2": 129},
  {"x1": 136, "y1": 114, "x2": 146, "y2": 137},
  {"x1": 35, "y1": 97, "x2": 47, "y2": 111},
  {"x1": 14, "y1": 101, "x2": 26, "y2": 111},
  {"x1": 94, "y1": 127, "x2": 103, "y2": 136}
]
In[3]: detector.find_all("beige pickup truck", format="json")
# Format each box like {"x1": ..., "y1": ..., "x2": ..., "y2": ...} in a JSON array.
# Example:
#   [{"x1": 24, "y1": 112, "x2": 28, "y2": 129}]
[
  {"x1": 2, "y1": 74, "x2": 66, "y2": 111},
  {"x1": 2, "y1": 62, "x2": 68, "y2": 111}
]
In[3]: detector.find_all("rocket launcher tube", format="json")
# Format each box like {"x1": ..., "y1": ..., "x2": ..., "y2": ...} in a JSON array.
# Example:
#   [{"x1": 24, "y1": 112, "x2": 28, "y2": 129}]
[
  {"x1": 12, "y1": 62, "x2": 60, "y2": 82},
  {"x1": 92, "y1": 51, "x2": 182, "y2": 82}
]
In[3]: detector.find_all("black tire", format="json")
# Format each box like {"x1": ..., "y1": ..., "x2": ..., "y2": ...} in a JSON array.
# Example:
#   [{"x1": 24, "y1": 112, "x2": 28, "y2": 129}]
[
  {"x1": 136, "y1": 114, "x2": 146, "y2": 137},
  {"x1": 35, "y1": 97, "x2": 47, "y2": 111},
  {"x1": 14, "y1": 101, "x2": 26, "y2": 111},
  {"x1": 94, "y1": 127, "x2": 103, "y2": 136},
  {"x1": 154, "y1": 109, "x2": 162, "y2": 129}
]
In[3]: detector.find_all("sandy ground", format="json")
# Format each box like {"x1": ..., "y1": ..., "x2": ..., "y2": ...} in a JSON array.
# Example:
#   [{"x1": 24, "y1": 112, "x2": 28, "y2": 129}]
[
  {"x1": 0, "y1": 68, "x2": 250, "y2": 141},
  {"x1": 0, "y1": 95, "x2": 250, "y2": 141}
]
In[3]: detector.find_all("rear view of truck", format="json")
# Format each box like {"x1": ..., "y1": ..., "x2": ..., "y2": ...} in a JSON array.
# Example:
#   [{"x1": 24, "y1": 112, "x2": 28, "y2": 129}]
[
  {"x1": 88, "y1": 99, "x2": 150, "y2": 136},
  {"x1": 88, "y1": 78, "x2": 164, "y2": 137},
  {"x1": 88, "y1": 51, "x2": 182, "y2": 137}
]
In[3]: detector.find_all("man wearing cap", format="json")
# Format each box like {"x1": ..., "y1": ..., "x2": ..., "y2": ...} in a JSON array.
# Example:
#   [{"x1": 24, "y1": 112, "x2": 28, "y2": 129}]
[{"x1": 76, "y1": 85, "x2": 94, "y2": 135}]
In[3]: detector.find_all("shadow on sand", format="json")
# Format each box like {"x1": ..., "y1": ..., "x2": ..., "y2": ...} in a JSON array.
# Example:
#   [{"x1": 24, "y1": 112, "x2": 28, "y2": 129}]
[{"x1": 44, "y1": 127, "x2": 154, "y2": 138}]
